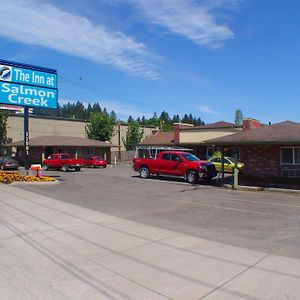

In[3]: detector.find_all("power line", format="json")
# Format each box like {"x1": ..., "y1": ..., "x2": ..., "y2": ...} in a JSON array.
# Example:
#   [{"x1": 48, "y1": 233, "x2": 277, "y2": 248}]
[{"x1": 59, "y1": 75, "x2": 178, "y2": 116}]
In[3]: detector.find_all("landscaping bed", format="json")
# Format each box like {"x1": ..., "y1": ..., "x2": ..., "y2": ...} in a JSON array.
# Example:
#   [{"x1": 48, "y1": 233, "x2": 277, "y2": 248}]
[{"x1": 0, "y1": 171, "x2": 56, "y2": 184}]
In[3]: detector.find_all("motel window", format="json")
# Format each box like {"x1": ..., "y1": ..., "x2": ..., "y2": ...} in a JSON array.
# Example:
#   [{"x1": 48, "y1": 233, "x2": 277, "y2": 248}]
[
  {"x1": 206, "y1": 147, "x2": 214, "y2": 159},
  {"x1": 295, "y1": 148, "x2": 300, "y2": 164},
  {"x1": 281, "y1": 147, "x2": 300, "y2": 164},
  {"x1": 58, "y1": 148, "x2": 67, "y2": 154},
  {"x1": 87, "y1": 148, "x2": 95, "y2": 155}
]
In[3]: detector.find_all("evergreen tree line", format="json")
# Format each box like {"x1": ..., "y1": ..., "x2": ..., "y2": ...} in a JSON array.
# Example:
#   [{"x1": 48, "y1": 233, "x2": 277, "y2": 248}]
[
  {"x1": 128, "y1": 111, "x2": 205, "y2": 132},
  {"x1": 33, "y1": 101, "x2": 205, "y2": 131}
]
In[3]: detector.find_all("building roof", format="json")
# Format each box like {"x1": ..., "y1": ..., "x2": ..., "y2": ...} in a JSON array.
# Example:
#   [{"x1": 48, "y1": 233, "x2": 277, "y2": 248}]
[
  {"x1": 181, "y1": 121, "x2": 242, "y2": 130},
  {"x1": 8, "y1": 136, "x2": 118, "y2": 148},
  {"x1": 8, "y1": 114, "x2": 156, "y2": 128},
  {"x1": 139, "y1": 132, "x2": 176, "y2": 146},
  {"x1": 205, "y1": 121, "x2": 300, "y2": 145}
]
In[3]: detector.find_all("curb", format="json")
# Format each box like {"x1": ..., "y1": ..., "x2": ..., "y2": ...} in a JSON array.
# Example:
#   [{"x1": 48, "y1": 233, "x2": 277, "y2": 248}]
[
  {"x1": 10, "y1": 179, "x2": 60, "y2": 186},
  {"x1": 223, "y1": 184, "x2": 300, "y2": 195}
]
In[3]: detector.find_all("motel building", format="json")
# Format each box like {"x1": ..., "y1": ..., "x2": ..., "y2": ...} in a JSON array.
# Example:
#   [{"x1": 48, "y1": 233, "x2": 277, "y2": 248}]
[
  {"x1": 5, "y1": 114, "x2": 156, "y2": 165},
  {"x1": 8, "y1": 136, "x2": 116, "y2": 165}
]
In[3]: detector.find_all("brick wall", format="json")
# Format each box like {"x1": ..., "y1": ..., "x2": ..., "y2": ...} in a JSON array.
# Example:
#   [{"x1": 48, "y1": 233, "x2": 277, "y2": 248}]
[{"x1": 241, "y1": 145, "x2": 281, "y2": 177}]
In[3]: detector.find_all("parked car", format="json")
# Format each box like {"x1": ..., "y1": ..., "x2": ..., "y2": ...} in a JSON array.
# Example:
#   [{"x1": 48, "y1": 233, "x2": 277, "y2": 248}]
[
  {"x1": 42, "y1": 153, "x2": 84, "y2": 172},
  {"x1": 133, "y1": 151, "x2": 216, "y2": 184},
  {"x1": 209, "y1": 156, "x2": 244, "y2": 173},
  {"x1": 0, "y1": 156, "x2": 19, "y2": 170},
  {"x1": 85, "y1": 156, "x2": 107, "y2": 168}
]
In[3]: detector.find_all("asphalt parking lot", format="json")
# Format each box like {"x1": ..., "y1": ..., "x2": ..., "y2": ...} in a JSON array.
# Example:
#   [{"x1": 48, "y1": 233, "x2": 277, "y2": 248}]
[{"x1": 18, "y1": 162, "x2": 300, "y2": 260}]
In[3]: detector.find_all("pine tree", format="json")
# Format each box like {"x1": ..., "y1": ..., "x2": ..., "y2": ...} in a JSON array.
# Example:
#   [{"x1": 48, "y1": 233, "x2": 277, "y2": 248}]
[
  {"x1": 110, "y1": 110, "x2": 117, "y2": 123},
  {"x1": 234, "y1": 109, "x2": 243, "y2": 125},
  {"x1": 149, "y1": 112, "x2": 160, "y2": 127},
  {"x1": 141, "y1": 116, "x2": 146, "y2": 125},
  {"x1": 172, "y1": 114, "x2": 180, "y2": 123},
  {"x1": 92, "y1": 103, "x2": 102, "y2": 113},
  {"x1": 86, "y1": 103, "x2": 93, "y2": 119},
  {"x1": 102, "y1": 107, "x2": 108, "y2": 116},
  {"x1": 182, "y1": 114, "x2": 189, "y2": 123},
  {"x1": 127, "y1": 115, "x2": 134, "y2": 124}
]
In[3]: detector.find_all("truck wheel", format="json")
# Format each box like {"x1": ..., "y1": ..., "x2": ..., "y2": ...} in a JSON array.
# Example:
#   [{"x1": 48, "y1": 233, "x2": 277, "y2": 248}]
[
  {"x1": 186, "y1": 170, "x2": 198, "y2": 184},
  {"x1": 43, "y1": 164, "x2": 49, "y2": 171},
  {"x1": 139, "y1": 167, "x2": 150, "y2": 179},
  {"x1": 61, "y1": 164, "x2": 69, "y2": 172},
  {"x1": 75, "y1": 166, "x2": 81, "y2": 172}
]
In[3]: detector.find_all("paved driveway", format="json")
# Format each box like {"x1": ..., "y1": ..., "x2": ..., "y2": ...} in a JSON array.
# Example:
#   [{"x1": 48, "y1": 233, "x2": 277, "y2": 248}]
[
  {"x1": 1, "y1": 164, "x2": 300, "y2": 299},
  {"x1": 19, "y1": 163, "x2": 300, "y2": 260}
]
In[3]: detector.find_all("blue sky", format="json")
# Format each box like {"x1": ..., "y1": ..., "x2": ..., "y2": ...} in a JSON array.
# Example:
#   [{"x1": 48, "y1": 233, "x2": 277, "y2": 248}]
[{"x1": 0, "y1": 0, "x2": 299, "y2": 124}]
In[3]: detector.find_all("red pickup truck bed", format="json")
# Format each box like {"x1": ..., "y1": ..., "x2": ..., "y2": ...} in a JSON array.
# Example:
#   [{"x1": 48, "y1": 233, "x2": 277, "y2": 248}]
[{"x1": 42, "y1": 153, "x2": 84, "y2": 172}]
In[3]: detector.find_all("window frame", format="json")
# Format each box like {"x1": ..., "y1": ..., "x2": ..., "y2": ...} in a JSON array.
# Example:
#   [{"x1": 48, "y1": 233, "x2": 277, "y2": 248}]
[
  {"x1": 87, "y1": 148, "x2": 95, "y2": 155},
  {"x1": 280, "y1": 147, "x2": 300, "y2": 165},
  {"x1": 57, "y1": 148, "x2": 67, "y2": 154}
]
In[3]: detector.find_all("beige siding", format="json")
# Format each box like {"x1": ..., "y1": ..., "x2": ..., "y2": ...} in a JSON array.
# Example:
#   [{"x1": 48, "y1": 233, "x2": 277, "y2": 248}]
[
  {"x1": 7, "y1": 116, "x2": 154, "y2": 151},
  {"x1": 7, "y1": 116, "x2": 87, "y2": 142},
  {"x1": 111, "y1": 125, "x2": 153, "y2": 151},
  {"x1": 180, "y1": 128, "x2": 241, "y2": 144}
]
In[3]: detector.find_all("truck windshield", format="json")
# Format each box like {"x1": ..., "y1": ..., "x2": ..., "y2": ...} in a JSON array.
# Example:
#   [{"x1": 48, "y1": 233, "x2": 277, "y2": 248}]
[{"x1": 182, "y1": 153, "x2": 200, "y2": 161}]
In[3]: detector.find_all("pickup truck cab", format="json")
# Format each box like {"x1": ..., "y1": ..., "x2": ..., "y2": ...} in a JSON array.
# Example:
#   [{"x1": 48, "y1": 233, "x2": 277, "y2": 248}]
[
  {"x1": 42, "y1": 153, "x2": 84, "y2": 172},
  {"x1": 85, "y1": 156, "x2": 108, "y2": 168},
  {"x1": 133, "y1": 151, "x2": 216, "y2": 184}
]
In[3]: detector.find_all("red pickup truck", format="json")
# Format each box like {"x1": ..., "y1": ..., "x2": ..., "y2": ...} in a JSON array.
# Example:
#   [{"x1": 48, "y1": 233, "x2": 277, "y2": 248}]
[
  {"x1": 133, "y1": 151, "x2": 216, "y2": 184},
  {"x1": 42, "y1": 153, "x2": 84, "y2": 172}
]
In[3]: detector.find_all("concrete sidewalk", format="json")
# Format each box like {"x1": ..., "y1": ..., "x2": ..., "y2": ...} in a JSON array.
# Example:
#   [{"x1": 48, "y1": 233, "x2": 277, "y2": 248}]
[{"x1": 1, "y1": 184, "x2": 300, "y2": 300}]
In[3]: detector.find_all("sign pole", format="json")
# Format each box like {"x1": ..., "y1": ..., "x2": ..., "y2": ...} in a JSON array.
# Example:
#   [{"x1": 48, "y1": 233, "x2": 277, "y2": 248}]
[
  {"x1": 233, "y1": 146, "x2": 239, "y2": 190},
  {"x1": 24, "y1": 107, "x2": 29, "y2": 171}
]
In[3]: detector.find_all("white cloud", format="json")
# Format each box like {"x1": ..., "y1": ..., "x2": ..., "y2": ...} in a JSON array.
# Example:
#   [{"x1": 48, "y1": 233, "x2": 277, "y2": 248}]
[
  {"x1": 125, "y1": 0, "x2": 235, "y2": 48},
  {"x1": 0, "y1": 0, "x2": 158, "y2": 78},
  {"x1": 197, "y1": 105, "x2": 219, "y2": 114}
]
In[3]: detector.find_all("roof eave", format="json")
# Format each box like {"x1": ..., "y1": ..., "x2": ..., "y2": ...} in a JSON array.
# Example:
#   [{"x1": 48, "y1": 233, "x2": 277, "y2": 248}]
[
  {"x1": 203, "y1": 140, "x2": 300, "y2": 146},
  {"x1": 6, "y1": 143, "x2": 116, "y2": 147},
  {"x1": 180, "y1": 126, "x2": 241, "y2": 131}
]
